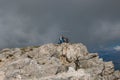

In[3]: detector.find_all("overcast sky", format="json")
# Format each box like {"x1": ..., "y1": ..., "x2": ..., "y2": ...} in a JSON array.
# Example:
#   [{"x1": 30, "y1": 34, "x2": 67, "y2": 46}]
[{"x1": 0, "y1": 0, "x2": 120, "y2": 51}]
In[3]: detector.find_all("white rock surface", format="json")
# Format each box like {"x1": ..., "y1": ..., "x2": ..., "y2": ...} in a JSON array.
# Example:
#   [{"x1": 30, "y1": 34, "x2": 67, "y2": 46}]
[{"x1": 0, "y1": 43, "x2": 119, "y2": 80}]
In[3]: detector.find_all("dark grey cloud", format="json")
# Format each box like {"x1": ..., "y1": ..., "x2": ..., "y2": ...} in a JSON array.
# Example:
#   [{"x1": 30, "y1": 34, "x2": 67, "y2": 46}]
[{"x1": 0, "y1": 0, "x2": 120, "y2": 50}]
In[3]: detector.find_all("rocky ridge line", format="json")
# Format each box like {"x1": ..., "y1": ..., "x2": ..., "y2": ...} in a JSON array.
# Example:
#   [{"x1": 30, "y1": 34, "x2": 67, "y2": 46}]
[{"x1": 0, "y1": 43, "x2": 120, "y2": 80}]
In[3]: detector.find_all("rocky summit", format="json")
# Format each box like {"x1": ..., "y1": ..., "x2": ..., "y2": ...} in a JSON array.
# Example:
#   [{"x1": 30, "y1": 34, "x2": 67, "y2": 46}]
[{"x1": 0, "y1": 43, "x2": 120, "y2": 80}]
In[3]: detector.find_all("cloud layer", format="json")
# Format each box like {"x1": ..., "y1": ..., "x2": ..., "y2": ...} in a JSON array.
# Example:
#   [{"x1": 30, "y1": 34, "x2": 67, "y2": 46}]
[
  {"x1": 0, "y1": 0, "x2": 120, "y2": 50},
  {"x1": 114, "y1": 46, "x2": 120, "y2": 51}
]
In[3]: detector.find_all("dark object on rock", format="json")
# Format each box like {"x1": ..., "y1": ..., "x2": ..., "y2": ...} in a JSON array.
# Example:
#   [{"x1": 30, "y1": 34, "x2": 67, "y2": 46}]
[{"x1": 58, "y1": 35, "x2": 69, "y2": 44}]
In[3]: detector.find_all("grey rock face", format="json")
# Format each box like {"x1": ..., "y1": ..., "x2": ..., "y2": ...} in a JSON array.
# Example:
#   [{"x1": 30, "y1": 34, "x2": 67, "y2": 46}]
[{"x1": 0, "y1": 43, "x2": 119, "y2": 80}]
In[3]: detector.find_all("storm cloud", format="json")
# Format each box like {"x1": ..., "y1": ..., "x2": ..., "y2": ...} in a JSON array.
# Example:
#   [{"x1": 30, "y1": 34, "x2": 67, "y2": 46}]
[{"x1": 0, "y1": 0, "x2": 120, "y2": 50}]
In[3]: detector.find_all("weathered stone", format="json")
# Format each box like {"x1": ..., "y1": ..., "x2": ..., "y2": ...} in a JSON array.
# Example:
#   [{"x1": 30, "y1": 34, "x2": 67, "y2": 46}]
[
  {"x1": 0, "y1": 43, "x2": 119, "y2": 80},
  {"x1": 113, "y1": 70, "x2": 120, "y2": 79},
  {"x1": 102, "y1": 61, "x2": 114, "y2": 75}
]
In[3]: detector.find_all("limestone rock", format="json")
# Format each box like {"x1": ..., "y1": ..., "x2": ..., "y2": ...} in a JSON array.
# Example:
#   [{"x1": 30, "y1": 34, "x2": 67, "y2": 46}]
[{"x1": 0, "y1": 43, "x2": 119, "y2": 80}]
